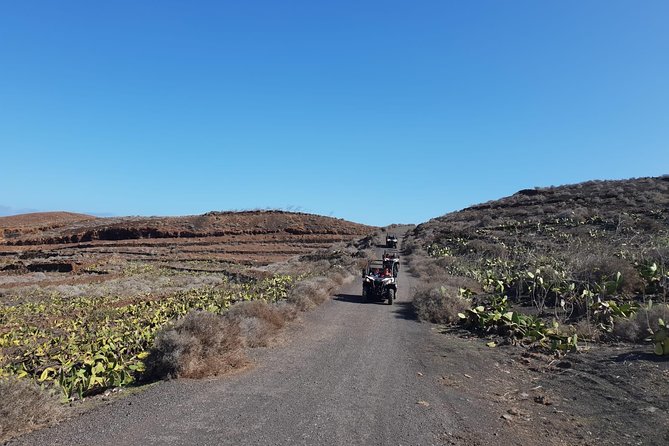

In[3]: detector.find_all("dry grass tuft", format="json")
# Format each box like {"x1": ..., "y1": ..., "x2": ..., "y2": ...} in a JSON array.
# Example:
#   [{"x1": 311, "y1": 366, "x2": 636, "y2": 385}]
[
  {"x1": 144, "y1": 311, "x2": 248, "y2": 380},
  {"x1": 412, "y1": 284, "x2": 471, "y2": 324},
  {"x1": 0, "y1": 377, "x2": 63, "y2": 442}
]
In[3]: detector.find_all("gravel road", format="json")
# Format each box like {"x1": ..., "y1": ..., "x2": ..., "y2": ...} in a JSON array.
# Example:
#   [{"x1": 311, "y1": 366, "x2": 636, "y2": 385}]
[{"x1": 13, "y1": 247, "x2": 523, "y2": 446}]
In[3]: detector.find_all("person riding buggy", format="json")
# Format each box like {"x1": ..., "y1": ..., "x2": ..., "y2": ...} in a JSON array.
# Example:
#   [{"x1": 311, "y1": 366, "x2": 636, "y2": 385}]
[
  {"x1": 362, "y1": 259, "x2": 398, "y2": 305},
  {"x1": 382, "y1": 250, "x2": 400, "y2": 277}
]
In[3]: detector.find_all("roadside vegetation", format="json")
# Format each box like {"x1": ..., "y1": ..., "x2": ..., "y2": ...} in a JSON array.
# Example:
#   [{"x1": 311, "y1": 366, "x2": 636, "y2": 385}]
[
  {"x1": 407, "y1": 176, "x2": 669, "y2": 355},
  {"x1": 0, "y1": 240, "x2": 372, "y2": 442}
]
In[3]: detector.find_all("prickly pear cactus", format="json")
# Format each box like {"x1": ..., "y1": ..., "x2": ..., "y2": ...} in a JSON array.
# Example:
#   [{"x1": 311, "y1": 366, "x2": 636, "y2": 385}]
[{"x1": 653, "y1": 319, "x2": 669, "y2": 356}]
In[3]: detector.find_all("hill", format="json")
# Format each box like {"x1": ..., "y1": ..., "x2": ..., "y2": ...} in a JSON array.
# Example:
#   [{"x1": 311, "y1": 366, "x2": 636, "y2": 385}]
[
  {"x1": 406, "y1": 176, "x2": 669, "y2": 346},
  {"x1": 405, "y1": 177, "x2": 669, "y2": 445},
  {"x1": 0, "y1": 212, "x2": 96, "y2": 243},
  {"x1": 412, "y1": 175, "x2": 669, "y2": 250},
  {"x1": 0, "y1": 210, "x2": 373, "y2": 286}
]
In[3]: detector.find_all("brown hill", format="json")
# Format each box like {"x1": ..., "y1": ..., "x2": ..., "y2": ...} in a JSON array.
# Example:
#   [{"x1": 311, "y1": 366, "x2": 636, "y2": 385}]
[
  {"x1": 0, "y1": 212, "x2": 97, "y2": 243},
  {"x1": 0, "y1": 210, "x2": 374, "y2": 278},
  {"x1": 0, "y1": 211, "x2": 95, "y2": 228},
  {"x1": 1, "y1": 210, "x2": 370, "y2": 246},
  {"x1": 410, "y1": 175, "x2": 669, "y2": 253},
  {"x1": 406, "y1": 175, "x2": 669, "y2": 325}
]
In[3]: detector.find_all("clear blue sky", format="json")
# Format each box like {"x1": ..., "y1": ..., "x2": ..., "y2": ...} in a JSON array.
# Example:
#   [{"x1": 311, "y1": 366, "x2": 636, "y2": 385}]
[{"x1": 1, "y1": 1, "x2": 667, "y2": 226}]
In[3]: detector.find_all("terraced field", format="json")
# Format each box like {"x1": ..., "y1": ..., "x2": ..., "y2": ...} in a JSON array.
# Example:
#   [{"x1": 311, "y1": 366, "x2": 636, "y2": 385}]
[{"x1": 0, "y1": 210, "x2": 373, "y2": 289}]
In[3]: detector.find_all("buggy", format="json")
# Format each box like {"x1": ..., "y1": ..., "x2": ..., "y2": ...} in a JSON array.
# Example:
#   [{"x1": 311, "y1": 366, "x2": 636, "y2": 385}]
[
  {"x1": 382, "y1": 250, "x2": 400, "y2": 277},
  {"x1": 385, "y1": 234, "x2": 398, "y2": 248},
  {"x1": 362, "y1": 258, "x2": 398, "y2": 305}
]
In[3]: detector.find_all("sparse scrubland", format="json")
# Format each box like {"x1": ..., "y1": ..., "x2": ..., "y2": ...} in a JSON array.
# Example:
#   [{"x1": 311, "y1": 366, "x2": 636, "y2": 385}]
[
  {"x1": 407, "y1": 176, "x2": 669, "y2": 354},
  {"x1": 0, "y1": 211, "x2": 374, "y2": 442},
  {"x1": 405, "y1": 177, "x2": 669, "y2": 444}
]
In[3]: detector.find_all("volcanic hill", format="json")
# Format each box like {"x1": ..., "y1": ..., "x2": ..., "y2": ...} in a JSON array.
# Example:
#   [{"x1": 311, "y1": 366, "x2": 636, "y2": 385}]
[
  {"x1": 409, "y1": 175, "x2": 669, "y2": 258},
  {"x1": 0, "y1": 210, "x2": 374, "y2": 279}
]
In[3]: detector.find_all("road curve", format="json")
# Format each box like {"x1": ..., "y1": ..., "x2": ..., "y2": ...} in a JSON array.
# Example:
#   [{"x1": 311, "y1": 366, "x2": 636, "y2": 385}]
[{"x1": 13, "y1": 253, "x2": 509, "y2": 446}]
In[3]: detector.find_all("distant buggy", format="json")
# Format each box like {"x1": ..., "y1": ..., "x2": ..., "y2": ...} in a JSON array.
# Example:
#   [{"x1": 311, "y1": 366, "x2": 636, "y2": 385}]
[{"x1": 385, "y1": 234, "x2": 398, "y2": 248}]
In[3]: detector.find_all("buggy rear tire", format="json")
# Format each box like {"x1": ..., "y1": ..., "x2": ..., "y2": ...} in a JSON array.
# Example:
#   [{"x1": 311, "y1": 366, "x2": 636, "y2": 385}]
[{"x1": 387, "y1": 288, "x2": 395, "y2": 305}]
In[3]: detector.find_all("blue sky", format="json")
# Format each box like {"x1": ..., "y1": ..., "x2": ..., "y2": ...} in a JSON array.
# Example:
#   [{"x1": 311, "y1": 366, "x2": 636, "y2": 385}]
[{"x1": 1, "y1": 1, "x2": 667, "y2": 226}]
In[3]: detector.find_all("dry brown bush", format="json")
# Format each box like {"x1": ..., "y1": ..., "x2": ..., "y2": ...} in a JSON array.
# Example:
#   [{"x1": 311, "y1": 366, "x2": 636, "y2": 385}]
[
  {"x1": 287, "y1": 276, "x2": 338, "y2": 310},
  {"x1": 144, "y1": 255, "x2": 353, "y2": 380},
  {"x1": 571, "y1": 254, "x2": 645, "y2": 295},
  {"x1": 236, "y1": 317, "x2": 275, "y2": 348},
  {"x1": 444, "y1": 275, "x2": 484, "y2": 294},
  {"x1": 468, "y1": 239, "x2": 508, "y2": 258},
  {"x1": 401, "y1": 239, "x2": 420, "y2": 255},
  {"x1": 413, "y1": 284, "x2": 470, "y2": 324},
  {"x1": 571, "y1": 319, "x2": 602, "y2": 342},
  {"x1": 144, "y1": 311, "x2": 248, "y2": 380},
  {"x1": 408, "y1": 258, "x2": 482, "y2": 293},
  {"x1": 227, "y1": 300, "x2": 299, "y2": 348},
  {"x1": 0, "y1": 377, "x2": 63, "y2": 443},
  {"x1": 612, "y1": 317, "x2": 641, "y2": 342},
  {"x1": 228, "y1": 300, "x2": 290, "y2": 329},
  {"x1": 614, "y1": 303, "x2": 669, "y2": 342},
  {"x1": 408, "y1": 258, "x2": 451, "y2": 282}
]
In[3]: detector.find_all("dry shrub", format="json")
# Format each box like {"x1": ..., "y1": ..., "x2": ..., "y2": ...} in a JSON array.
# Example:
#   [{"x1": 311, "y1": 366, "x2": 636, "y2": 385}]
[
  {"x1": 402, "y1": 239, "x2": 420, "y2": 255},
  {"x1": 614, "y1": 304, "x2": 669, "y2": 342},
  {"x1": 287, "y1": 276, "x2": 338, "y2": 310},
  {"x1": 408, "y1": 258, "x2": 451, "y2": 282},
  {"x1": 227, "y1": 300, "x2": 298, "y2": 348},
  {"x1": 467, "y1": 239, "x2": 508, "y2": 258},
  {"x1": 144, "y1": 311, "x2": 247, "y2": 380},
  {"x1": 145, "y1": 265, "x2": 351, "y2": 380},
  {"x1": 0, "y1": 377, "x2": 63, "y2": 442},
  {"x1": 236, "y1": 317, "x2": 275, "y2": 348},
  {"x1": 327, "y1": 267, "x2": 350, "y2": 286},
  {"x1": 440, "y1": 275, "x2": 483, "y2": 294},
  {"x1": 571, "y1": 254, "x2": 644, "y2": 295},
  {"x1": 571, "y1": 319, "x2": 602, "y2": 342},
  {"x1": 413, "y1": 284, "x2": 470, "y2": 324},
  {"x1": 612, "y1": 317, "x2": 641, "y2": 342},
  {"x1": 228, "y1": 300, "x2": 291, "y2": 329}
]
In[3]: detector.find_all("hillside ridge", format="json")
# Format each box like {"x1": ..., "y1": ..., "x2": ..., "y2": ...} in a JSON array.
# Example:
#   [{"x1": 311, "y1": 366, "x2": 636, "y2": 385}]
[{"x1": 0, "y1": 210, "x2": 371, "y2": 246}]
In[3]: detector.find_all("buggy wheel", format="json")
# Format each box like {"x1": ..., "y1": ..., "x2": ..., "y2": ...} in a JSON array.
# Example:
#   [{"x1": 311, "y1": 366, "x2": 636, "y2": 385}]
[
  {"x1": 387, "y1": 288, "x2": 395, "y2": 305},
  {"x1": 362, "y1": 286, "x2": 371, "y2": 302}
]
